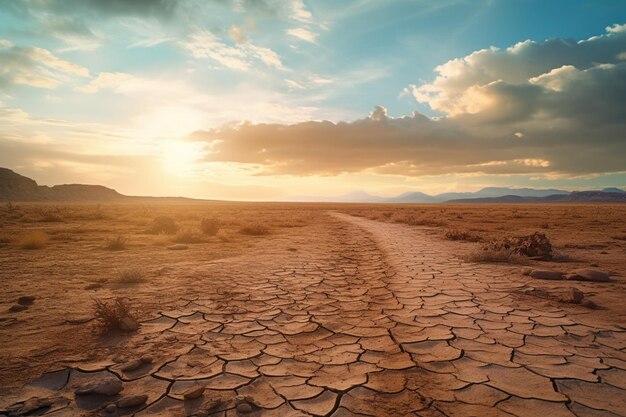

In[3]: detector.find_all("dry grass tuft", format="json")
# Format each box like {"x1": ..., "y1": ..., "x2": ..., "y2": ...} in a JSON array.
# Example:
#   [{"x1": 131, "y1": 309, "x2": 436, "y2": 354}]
[
  {"x1": 93, "y1": 297, "x2": 137, "y2": 333},
  {"x1": 172, "y1": 228, "x2": 204, "y2": 243},
  {"x1": 240, "y1": 224, "x2": 270, "y2": 236},
  {"x1": 34, "y1": 207, "x2": 64, "y2": 222},
  {"x1": 199, "y1": 217, "x2": 220, "y2": 236},
  {"x1": 445, "y1": 229, "x2": 482, "y2": 242},
  {"x1": 149, "y1": 216, "x2": 179, "y2": 235},
  {"x1": 105, "y1": 235, "x2": 128, "y2": 250},
  {"x1": 18, "y1": 230, "x2": 49, "y2": 249},
  {"x1": 115, "y1": 268, "x2": 145, "y2": 284}
]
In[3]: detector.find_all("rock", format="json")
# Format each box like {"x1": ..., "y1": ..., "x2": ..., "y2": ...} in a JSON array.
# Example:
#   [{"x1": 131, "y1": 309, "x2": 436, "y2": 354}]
[
  {"x1": 521, "y1": 268, "x2": 532, "y2": 276},
  {"x1": 183, "y1": 385, "x2": 204, "y2": 400},
  {"x1": 561, "y1": 287, "x2": 584, "y2": 304},
  {"x1": 119, "y1": 316, "x2": 140, "y2": 332},
  {"x1": 529, "y1": 270, "x2": 563, "y2": 280},
  {"x1": 8, "y1": 304, "x2": 28, "y2": 312},
  {"x1": 167, "y1": 244, "x2": 188, "y2": 250},
  {"x1": 75, "y1": 377, "x2": 123, "y2": 396},
  {"x1": 17, "y1": 296, "x2": 36, "y2": 305},
  {"x1": 84, "y1": 283, "x2": 102, "y2": 290},
  {"x1": 564, "y1": 269, "x2": 610, "y2": 282},
  {"x1": 581, "y1": 299, "x2": 598, "y2": 309},
  {"x1": 105, "y1": 403, "x2": 117, "y2": 413},
  {"x1": 121, "y1": 359, "x2": 143, "y2": 372},
  {"x1": 140, "y1": 355, "x2": 154, "y2": 364},
  {"x1": 236, "y1": 402, "x2": 253, "y2": 414},
  {"x1": 18, "y1": 397, "x2": 52, "y2": 414},
  {"x1": 116, "y1": 394, "x2": 148, "y2": 408}
]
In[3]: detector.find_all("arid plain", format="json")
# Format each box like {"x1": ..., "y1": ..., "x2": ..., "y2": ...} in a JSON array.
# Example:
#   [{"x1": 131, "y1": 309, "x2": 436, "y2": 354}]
[{"x1": 1, "y1": 203, "x2": 625, "y2": 417}]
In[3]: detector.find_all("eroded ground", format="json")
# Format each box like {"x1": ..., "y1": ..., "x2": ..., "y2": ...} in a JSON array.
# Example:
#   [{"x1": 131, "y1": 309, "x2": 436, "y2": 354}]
[{"x1": 1, "y1": 204, "x2": 625, "y2": 416}]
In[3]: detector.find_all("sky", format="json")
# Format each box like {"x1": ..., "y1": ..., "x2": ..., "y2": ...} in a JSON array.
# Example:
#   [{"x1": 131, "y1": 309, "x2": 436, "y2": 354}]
[{"x1": 1, "y1": 0, "x2": 626, "y2": 200}]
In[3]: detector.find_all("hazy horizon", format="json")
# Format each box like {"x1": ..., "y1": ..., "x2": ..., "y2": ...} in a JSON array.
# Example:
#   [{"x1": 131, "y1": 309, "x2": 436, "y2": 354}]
[{"x1": 1, "y1": 1, "x2": 626, "y2": 200}]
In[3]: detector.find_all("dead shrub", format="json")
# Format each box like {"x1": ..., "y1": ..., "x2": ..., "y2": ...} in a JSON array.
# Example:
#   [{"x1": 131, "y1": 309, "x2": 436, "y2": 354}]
[
  {"x1": 486, "y1": 232, "x2": 553, "y2": 260},
  {"x1": 171, "y1": 228, "x2": 204, "y2": 243},
  {"x1": 199, "y1": 217, "x2": 220, "y2": 236},
  {"x1": 18, "y1": 230, "x2": 49, "y2": 249},
  {"x1": 240, "y1": 224, "x2": 270, "y2": 236},
  {"x1": 445, "y1": 229, "x2": 482, "y2": 242},
  {"x1": 34, "y1": 207, "x2": 64, "y2": 222},
  {"x1": 105, "y1": 235, "x2": 128, "y2": 250},
  {"x1": 93, "y1": 297, "x2": 138, "y2": 334},
  {"x1": 115, "y1": 268, "x2": 145, "y2": 284},
  {"x1": 149, "y1": 216, "x2": 178, "y2": 234}
]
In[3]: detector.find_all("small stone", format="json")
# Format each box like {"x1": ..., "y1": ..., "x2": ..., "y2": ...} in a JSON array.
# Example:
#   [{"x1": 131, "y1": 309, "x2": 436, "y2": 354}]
[
  {"x1": 581, "y1": 299, "x2": 598, "y2": 309},
  {"x1": 121, "y1": 359, "x2": 143, "y2": 372},
  {"x1": 521, "y1": 268, "x2": 532, "y2": 276},
  {"x1": 119, "y1": 316, "x2": 140, "y2": 332},
  {"x1": 183, "y1": 385, "x2": 204, "y2": 400},
  {"x1": 8, "y1": 304, "x2": 28, "y2": 312},
  {"x1": 19, "y1": 397, "x2": 52, "y2": 414},
  {"x1": 17, "y1": 296, "x2": 36, "y2": 305},
  {"x1": 84, "y1": 283, "x2": 102, "y2": 290},
  {"x1": 529, "y1": 270, "x2": 563, "y2": 280},
  {"x1": 75, "y1": 378, "x2": 123, "y2": 396},
  {"x1": 116, "y1": 394, "x2": 148, "y2": 408},
  {"x1": 236, "y1": 402, "x2": 253, "y2": 413},
  {"x1": 562, "y1": 287, "x2": 584, "y2": 304},
  {"x1": 105, "y1": 403, "x2": 117, "y2": 413},
  {"x1": 564, "y1": 269, "x2": 610, "y2": 282},
  {"x1": 167, "y1": 244, "x2": 188, "y2": 250},
  {"x1": 140, "y1": 355, "x2": 154, "y2": 364}
]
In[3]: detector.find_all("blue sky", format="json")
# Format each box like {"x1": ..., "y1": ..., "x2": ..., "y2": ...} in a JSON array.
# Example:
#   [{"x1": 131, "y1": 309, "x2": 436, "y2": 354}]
[{"x1": 1, "y1": 0, "x2": 625, "y2": 199}]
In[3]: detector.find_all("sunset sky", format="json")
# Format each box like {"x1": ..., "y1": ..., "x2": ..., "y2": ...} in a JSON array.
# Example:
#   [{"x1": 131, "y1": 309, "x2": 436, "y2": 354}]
[{"x1": 1, "y1": 0, "x2": 626, "y2": 200}]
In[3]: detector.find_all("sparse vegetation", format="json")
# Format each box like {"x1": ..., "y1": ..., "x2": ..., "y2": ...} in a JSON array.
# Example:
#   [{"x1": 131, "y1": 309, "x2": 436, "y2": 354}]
[
  {"x1": 200, "y1": 217, "x2": 220, "y2": 236},
  {"x1": 240, "y1": 224, "x2": 270, "y2": 236},
  {"x1": 150, "y1": 215, "x2": 179, "y2": 234},
  {"x1": 34, "y1": 207, "x2": 64, "y2": 222},
  {"x1": 485, "y1": 232, "x2": 553, "y2": 260},
  {"x1": 172, "y1": 228, "x2": 204, "y2": 243},
  {"x1": 18, "y1": 230, "x2": 49, "y2": 249},
  {"x1": 466, "y1": 248, "x2": 525, "y2": 263},
  {"x1": 445, "y1": 229, "x2": 482, "y2": 242},
  {"x1": 93, "y1": 297, "x2": 137, "y2": 334},
  {"x1": 115, "y1": 268, "x2": 145, "y2": 284},
  {"x1": 105, "y1": 235, "x2": 128, "y2": 250}
]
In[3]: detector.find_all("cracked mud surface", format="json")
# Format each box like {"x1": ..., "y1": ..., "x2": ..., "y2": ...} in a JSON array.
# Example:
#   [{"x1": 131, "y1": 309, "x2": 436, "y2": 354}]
[{"x1": 2, "y1": 211, "x2": 625, "y2": 416}]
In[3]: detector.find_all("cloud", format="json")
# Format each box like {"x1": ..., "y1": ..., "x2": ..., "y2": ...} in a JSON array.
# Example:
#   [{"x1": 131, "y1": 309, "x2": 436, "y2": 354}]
[
  {"x1": 0, "y1": 41, "x2": 90, "y2": 90},
  {"x1": 287, "y1": 28, "x2": 318, "y2": 43},
  {"x1": 188, "y1": 25, "x2": 626, "y2": 179},
  {"x1": 180, "y1": 30, "x2": 283, "y2": 70},
  {"x1": 76, "y1": 72, "x2": 136, "y2": 93}
]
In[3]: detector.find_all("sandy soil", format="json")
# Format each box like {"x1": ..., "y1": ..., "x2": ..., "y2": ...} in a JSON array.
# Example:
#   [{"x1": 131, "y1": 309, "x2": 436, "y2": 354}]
[{"x1": 0, "y1": 203, "x2": 624, "y2": 416}]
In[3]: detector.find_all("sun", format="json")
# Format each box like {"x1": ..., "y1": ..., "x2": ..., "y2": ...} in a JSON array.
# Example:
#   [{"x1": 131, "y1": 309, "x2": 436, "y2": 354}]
[{"x1": 162, "y1": 140, "x2": 203, "y2": 174}]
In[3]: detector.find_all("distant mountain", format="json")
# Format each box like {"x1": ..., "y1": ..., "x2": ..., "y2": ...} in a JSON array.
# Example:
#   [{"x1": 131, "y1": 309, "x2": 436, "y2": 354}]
[
  {"x1": 0, "y1": 168, "x2": 126, "y2": 201},
  {"x1": 382, "y1": 187, "x2": 571, "y2": 203},
  {"x1": 447, "y1": 191, "x2": 626, "y2": 204},
  {"x1": 602, "y1": 187, "x2": 626, "y2": 194}
]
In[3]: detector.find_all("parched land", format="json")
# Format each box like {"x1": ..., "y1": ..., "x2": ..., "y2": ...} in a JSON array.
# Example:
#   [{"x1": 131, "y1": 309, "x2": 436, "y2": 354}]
[{"x1": 0, "y1": 203, "x2": 625, "y2": 416}]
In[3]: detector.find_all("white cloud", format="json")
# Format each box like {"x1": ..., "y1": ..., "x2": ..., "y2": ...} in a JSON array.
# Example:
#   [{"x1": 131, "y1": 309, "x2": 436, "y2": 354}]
[
  {"x1": 77, "y1": 72, "x2": 135, "y2": 93},
  {"x1": 290, "y1": 0, "x2": 313, "y2": 23},
  {"x1": 287, "y1": 27, "x2": 318, "y2": 43}
]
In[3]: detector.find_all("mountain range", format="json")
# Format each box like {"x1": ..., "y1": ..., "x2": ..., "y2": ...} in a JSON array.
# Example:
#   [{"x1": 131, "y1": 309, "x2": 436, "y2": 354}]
[{"x1": 1, "y1": 167, "x2": 625, "y2": 203}]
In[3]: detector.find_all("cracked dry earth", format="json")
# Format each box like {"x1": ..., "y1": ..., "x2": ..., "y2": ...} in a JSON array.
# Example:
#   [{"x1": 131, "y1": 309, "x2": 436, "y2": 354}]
[{"x1": 2, "y1": 212, "x2": 626, "y2": 417}]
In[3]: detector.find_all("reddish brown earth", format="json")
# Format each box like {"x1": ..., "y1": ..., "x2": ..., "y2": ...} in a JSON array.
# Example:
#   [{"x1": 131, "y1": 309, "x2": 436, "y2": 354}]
[{"x1": 0, "y1": 203, "x2": 625, "y2": 416}]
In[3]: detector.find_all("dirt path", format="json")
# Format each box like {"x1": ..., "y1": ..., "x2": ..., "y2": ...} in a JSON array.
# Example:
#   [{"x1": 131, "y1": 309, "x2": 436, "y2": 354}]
[{"x1": 1, "y1": 213, "x2": 625, "y2": 417}]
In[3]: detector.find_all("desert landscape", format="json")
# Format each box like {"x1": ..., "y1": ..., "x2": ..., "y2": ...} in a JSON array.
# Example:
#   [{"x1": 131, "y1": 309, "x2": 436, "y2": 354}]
[
  {"x1": 2, "y1": 1, "x2": 626, "y2": 416},
  {"x1": 1, "y1": 200, "x2": 625, "y2": 416}
]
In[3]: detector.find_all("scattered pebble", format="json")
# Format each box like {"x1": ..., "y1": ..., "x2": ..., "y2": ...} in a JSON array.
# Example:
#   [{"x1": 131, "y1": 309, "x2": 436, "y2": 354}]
[
  {"x1": 140, "y1": 355, "x2": 154, "y2": 364},
  {"x1": 236, "y1": 402, "x2": 253, "y2": 414},
  {"x1": 120, "y1": 358, "x2": 143, "y2": 372},
  {"x1": 529, "y1": 269, "x2": 563, "y2": 280},
  {"x1": 9, "y1": 304, "x2": 28, "y2": 312},
  {"x1": 564, "y1": 268, "x2": 610, "y2": 282},
  {"x1": 116, "y1": 394, "x2": 148, "y2": 408},
  {"x1": 561, "y1": 287, "x2": 584, "y2": 304},
  {"x1": 119, "y1": 316, "x2": 140, "y2": 332},
  {"x1": 17, "y1": 296, "x2": 36, "y2": 306},
  {"x1": 183, "y1": 385, "x2": 204, "y2": 400},
  {"x1": 104, "y1": 403, "x2": 117, "y2": 413},
  {"x1": 84, "y1": 283, "x2": 102, "y2": 290}
]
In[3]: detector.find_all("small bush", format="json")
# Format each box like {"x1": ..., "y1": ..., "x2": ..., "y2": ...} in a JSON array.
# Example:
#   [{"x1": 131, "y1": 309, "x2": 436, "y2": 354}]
[
  {"x1": 150, "y1": 216, "x2": 178, "y2": 235},
  {"x1": 486, "y1": 232, "x2": 552, "y2": 260},
  {"x1": 199, "y1": 217, "x2": 220, "y2": 236},
  {"x1": 115, "y1": 268, "x2": 145, "y2": 284},
  {"x1": 171, "y1": 228, "x2": 204, "y2": 243},
  {"x1": 34, "y1": 207, "x2": 64, "y2": 222},
  {"x1": 93, "y1": 297, "x2": 137, "y2": 334},
  {"x1": 19, "y1": 230, "x2": 49, "y2": 249},
  {"x1": 445, "y1": 229, "x2": 482, "y2": 242},
  {"x1": 105, "y1": 235, "x2": 128, "y2": 250},
  {"x1": 240, "y1": 224, "x2": 270, "y2": 236}
]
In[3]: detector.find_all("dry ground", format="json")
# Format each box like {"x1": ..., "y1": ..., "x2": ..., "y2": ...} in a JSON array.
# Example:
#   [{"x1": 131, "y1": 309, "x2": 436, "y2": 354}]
[{"x1": 0, "y1": 202, "x2": 625, "y2": 416}]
